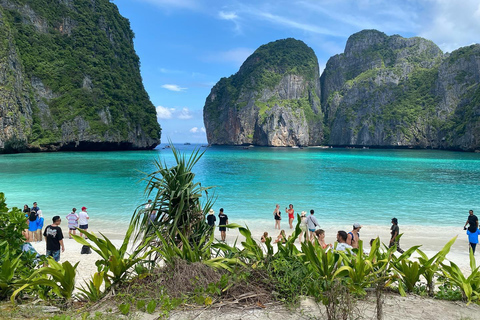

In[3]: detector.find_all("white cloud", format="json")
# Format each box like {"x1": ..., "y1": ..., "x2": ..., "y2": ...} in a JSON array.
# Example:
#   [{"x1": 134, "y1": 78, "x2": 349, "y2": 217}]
[
  {"x1": 156, "y1": 106, "x2": 174, "y2": 119},
  {"x1": 189, "y1": 127, "x2": 199, "y2": 133},
  {"x1": 161, "y1": 84, "x2": 187, "y2": 92},
  {"x1": 219, "y1": 11, "x2": 238, "y2": 20},
  {"x1": 178, "y1": 107, "x2": 193, "y2": 119}
]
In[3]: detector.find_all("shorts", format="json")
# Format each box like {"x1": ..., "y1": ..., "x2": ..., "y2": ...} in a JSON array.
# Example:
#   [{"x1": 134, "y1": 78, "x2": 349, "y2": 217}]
[
  {"x1": 69, "y1": 227, "x2": 77, "y2": 231},
  {"x1": 46, "y1": 249, "x2": 61, "y2": 262},
  {"x1": 274, "y1": 216, "x2": 281, "y2": 220},
  {"x1": 219, "y1": 227, "x2": 226, "y2": 232},
  {"x1": 79, "y1": 224, "x2": 88, "y2": 230},
  {"x1": 309, "y1": 228, "x2": 316, "y2": 232}
]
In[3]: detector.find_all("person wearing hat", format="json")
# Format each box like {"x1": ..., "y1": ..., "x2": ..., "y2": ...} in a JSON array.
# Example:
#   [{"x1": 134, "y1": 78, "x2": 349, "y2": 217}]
[
  {"x1": 207, "y1": 209, "x2": 216, "y2": 227},
  {"x1": 78, "y1": 206, "x2": 90, "y2": 238},
  {"x1": 298, "y1": 211, "x2": 308, "y2": 243},
  {"x1": 347, "y1": 222, "x2": 362, "y2": 249},
  {"x1": 389, "y1": 218, "x2": 404, "y2": 253}
]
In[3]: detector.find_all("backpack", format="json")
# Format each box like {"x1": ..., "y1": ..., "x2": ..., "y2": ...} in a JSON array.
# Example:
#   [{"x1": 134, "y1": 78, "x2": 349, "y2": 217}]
[
  {"x1": 29, "y1": 211, "x2": 37, "y2": 221},
  {"x1": 81, "y1": 245, "x2": 92, "y2": 254}
]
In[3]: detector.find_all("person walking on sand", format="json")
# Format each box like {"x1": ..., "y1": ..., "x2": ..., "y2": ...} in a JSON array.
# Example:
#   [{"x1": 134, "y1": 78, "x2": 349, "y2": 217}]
[
  {"x1": 218, "y1": 208, "x2": 228, "y2": 242},
  {"x1": 66, "y1": 208, "x2": 79, "y2": 239},
  {"x1": 306, "y1": 210, "x2": 320, "y2": 242},
  {"x1": 389, "y1": 218, "x2": 404, "y2": 253},
  {"x1": 298, "y1": 211, "x2": 309, "y2": 243},
  {"x1": 273, "y1": 204, "x2": 281, "y2": 230},
  {"x1": 347, "y1": 223, "x2": 362, "y2": 249},
  {"x1": 466, "y1": 226, "x2": 480, "y2": 255},
  {"x1": 207, "y1": 209, "x2": 216, "y2": 227},
  {"x1": 78, "y1": 206, "x2": 90, "y2": 238},
  {"x1": 335, "y1": 230, "x2": 353, "y2": 251},
  {"x1": 43, "y1": 216, "x2": 65, "y2": 262},
  {"x1": 286, "y1": 204, "x2": 294, "y2": 229},
  {"x1": 464, "y1": 210, "x2": 478, "y2": 232}
]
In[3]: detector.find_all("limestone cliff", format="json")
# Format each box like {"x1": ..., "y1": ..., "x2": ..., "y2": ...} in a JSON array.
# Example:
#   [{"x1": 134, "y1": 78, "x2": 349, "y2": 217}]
[
  {"x1": 203, "y1": 38, "x2": 323, "y2": 146},
  {"x1": 0, "y1": 0, "x2": 160, "y2": 153},
  {"x1": 205, "y1": 30, "x2": 480, "y2": 151}
]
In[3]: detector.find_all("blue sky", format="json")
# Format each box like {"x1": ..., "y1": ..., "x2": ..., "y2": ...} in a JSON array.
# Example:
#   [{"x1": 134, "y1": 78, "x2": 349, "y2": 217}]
[{"x1": 114, "y1": 0, "x2": 480, "y2": 144}]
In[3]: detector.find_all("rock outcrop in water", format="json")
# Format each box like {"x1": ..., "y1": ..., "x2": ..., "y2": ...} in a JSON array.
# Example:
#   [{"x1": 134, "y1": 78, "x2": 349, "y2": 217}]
[
  {"x1": 203, "y1": 38, "x2": 323, "y2": 146},
  {"x1": 0, "y1": 0, "x2": 160, "y2": 153},
  {"x1": 204, "y1": 30, "x2": 480, "y2": 151}
]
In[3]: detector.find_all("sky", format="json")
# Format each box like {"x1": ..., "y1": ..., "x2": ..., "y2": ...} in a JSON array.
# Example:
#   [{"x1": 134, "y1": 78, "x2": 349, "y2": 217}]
[{"x1": 113, "y1": 0, "x2": 480, "y2": 144}]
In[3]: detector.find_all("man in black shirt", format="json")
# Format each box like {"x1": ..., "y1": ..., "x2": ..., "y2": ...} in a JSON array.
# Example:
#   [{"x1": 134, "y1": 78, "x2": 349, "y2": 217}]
[
  {"x1": 218, "y1": 208, "x2": 228, "y2": 242},
  {"x1": 43, "y1": 216, "x2": 65, "y2": 262},
  {"x1": 207, "y1": 209, "x2": 216, "y2": 227},
  {"x1": 464, "y1": 210, "x2": 478, "y2": 232},
  {"x1": 389, "y1": 217, "x2": 404, "y2": 253}
]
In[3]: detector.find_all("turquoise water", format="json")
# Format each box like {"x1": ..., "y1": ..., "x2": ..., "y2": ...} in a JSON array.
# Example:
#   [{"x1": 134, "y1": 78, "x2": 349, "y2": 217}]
[{"x1": 1, "y1": 145, "x2": 479, "y2": 235}]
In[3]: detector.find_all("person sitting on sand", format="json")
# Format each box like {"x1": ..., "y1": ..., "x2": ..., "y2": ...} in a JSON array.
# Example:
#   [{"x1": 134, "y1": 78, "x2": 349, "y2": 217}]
[
  {"x1": 335, "y1": 230, "x2": 353, "y2": 251},
  {"x1": 286, "y1": 204, "x2": 294, "y2": 229},
  {"x1": 314, "y1": 229, "x2": 332, "y2": 249},
  {"x1": 298, "y1": 211, "x2": 308, "y2": 243},
  {"x1": 274, "y1": 230, "x2": 287, "y2": 244},
  {"x1": 273, "y1": 204, "x2": 281, "y2": 230},
  {"x1": 346, "y1": 223, "x2": 362, "y2": 249},
  {"x1": 261, "y1": 232, "x2": 269, "y2": 243}
]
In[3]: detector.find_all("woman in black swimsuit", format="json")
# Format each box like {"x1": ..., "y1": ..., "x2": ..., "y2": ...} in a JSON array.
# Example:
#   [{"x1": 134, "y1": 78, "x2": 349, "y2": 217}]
[{"x1": 273, "y1": 204, "x2": 281, "y2": 230}]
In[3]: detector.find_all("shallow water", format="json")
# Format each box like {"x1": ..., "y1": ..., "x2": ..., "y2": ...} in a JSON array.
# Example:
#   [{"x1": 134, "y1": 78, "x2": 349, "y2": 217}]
[{"x1": 1, "y1": 145, "x2": 479, "y2": 237}]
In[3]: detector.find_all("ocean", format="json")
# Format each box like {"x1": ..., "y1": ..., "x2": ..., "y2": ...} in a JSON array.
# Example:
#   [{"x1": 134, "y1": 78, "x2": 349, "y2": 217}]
[{"x1": 1, "y1": 144, "x2": 479, "y2": 237}]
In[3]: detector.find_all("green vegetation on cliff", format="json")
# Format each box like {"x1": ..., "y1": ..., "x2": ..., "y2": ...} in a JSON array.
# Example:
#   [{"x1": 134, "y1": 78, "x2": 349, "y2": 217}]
[{"x1": 1, "y1": 0, "x2": 160, "y2": 148}]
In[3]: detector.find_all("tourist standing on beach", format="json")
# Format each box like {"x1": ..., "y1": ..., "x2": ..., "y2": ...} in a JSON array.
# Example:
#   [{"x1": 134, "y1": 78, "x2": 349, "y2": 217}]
[
  {"x1": 145, "y1": 199, "x2": 152, "y2": 210},
  {"x1": 389, "y1": 218, "x2": 404, "y2": 253},
  {"x1": 273, "y1": 204, "x2": 281, "y2": 229},
  {"x1": 43, "y1": 216, "x2": 65, "y2": 262},
  {"x1": 35, "y1": 210, "x2": 44, "y2": 242},
  {"x1": 347, "y1": 223, "x2": 362, "y2": 249},
  {"x1": 335, "y1": 231, "x2": 353, "y2": 251},
  {"x1": 28, "y1": 206, "x2": 38, "y2": 242},
  {"x1": 23, "y1": 205, "x2": 31, "y2": 242},
  {"x1": 466, "y1": 227, "x2": 480, "y2": 255},
  {"x1": 78, "y1": 206, "x2": 90, "y2": 238},
  {"x1": 66, "y1": 208, "x2": 79, "y2": 239},
  {"x1": 298, "y1": 211, "x2": 308, "y2": 243},
  {"x1": 286, "y1": 204, "x2": 294, "y2": 229},
  {"x1": 464, "y1": 210, "x2": 478, "y2": 232},
  {"x1": 306, "y1": 210, "x2": 319, "y2": 241},
  {"x1": 218, "y1": 208, "x2": 228, "y2": 242},
  {"x1": 207, "y1": 209, "x2": 216, "y2": 227}
]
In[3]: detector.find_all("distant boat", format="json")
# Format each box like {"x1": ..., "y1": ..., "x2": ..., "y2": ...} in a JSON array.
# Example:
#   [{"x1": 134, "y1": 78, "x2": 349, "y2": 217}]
[{"x1": 184, "y1": 142, "x2": 191, "y2": 145}]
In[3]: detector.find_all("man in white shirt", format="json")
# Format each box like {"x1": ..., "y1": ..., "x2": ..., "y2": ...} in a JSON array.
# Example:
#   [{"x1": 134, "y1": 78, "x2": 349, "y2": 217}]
[
  {"x1": 78, "y1": 206, "x2": 90, "y2": 238},
  {"x1": 335, "y1": 230, "x2": 353, "y2": 251}
]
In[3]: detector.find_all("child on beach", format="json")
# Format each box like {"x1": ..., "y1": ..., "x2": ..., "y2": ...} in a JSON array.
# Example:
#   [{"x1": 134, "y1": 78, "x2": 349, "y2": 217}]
[
  {"x1": 467, "y1": 227, "x2": 480, "y2": 255},
  {"x1": 66, "y1": 208, "x2": 79, "y2": 239}
]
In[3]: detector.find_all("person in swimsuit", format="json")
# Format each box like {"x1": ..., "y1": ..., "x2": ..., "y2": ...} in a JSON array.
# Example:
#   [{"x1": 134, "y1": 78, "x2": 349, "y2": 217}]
[
  {"x1": 274, "y1": 230, "x2": 287, "y2": 244},
  {"x1": 314, "y1": 229, "x2": 332, "y2": 249},
  {"x1": 261, "y1": 232, "x2": 269, "y2": 243},
  {"x1": 273, "y1": 204, "x2": 281, "y2": 230},
  {"x1": 286, "y1": 204, "x2": 294, "y2": 229}
]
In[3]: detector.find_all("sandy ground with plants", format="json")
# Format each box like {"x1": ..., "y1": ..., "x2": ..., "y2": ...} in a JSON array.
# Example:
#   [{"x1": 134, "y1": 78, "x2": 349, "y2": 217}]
[{"x1": 30, "y1": 223, "x2": 475, "y2": 285}]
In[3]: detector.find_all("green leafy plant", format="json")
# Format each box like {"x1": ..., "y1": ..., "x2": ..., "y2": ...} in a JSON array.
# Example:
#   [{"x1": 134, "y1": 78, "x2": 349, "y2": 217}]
[
  {"x1": 0, "y1": 247, "x2": 23, "y2": 300},
  {"x1": 76, "y1": 271, "x2": 105, "y2": 302},
  {"x1": 11, "y1": 258, "x2": 79, "y2": 303},
  {"x1": 118, "y1": 302, "x2": 130, "y2": 315}
]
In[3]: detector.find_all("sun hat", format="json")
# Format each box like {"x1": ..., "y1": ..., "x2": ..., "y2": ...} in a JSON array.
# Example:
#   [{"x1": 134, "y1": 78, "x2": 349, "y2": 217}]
[
  {"x1": 208, "y1": 209, "x2": 215, "y2": 215},
  {"x1": 301, "y1": 211, "x2": 307, "y2": 217},
  {"x1": 353, "y1": 222, "x2": 362, "y2": 228},
  {"x1": 81, "y1": 206, "x2": 87, "y2": 211}
]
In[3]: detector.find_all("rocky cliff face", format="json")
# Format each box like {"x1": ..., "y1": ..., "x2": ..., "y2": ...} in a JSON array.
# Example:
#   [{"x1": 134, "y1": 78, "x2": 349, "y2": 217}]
[
  {"x1": 205, "y1": 30, "x2": 480, "y2": 151},
  {"x1": 0, "y1": 0, "x2": 160, "y2": 153},
  {"x1": 203, "y1": 38, "x2": 323, "y2": 146}
]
